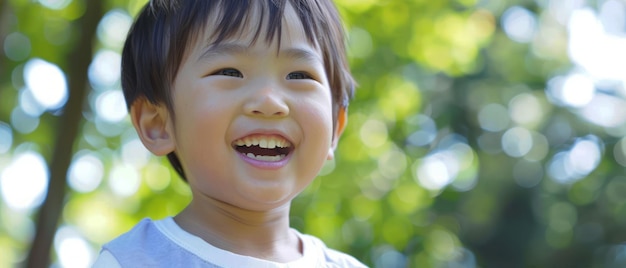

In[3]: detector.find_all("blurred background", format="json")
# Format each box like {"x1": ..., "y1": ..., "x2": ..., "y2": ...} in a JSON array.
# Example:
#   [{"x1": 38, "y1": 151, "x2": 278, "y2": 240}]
[{"x1": 2, "y1": 0, "x2": 626, "y2": 267}]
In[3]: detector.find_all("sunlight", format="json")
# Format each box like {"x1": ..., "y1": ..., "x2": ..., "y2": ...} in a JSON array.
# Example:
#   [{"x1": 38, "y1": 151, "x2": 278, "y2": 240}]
[
  {"x1": 97, "y1": 9, "x2": 133, "y2": 48},
  {"x1": 377, "y1": 148, "x2": 407, "y2": 181},
  {"x1": 38, "y1": 0, "x2": 72, "y2": 10},
  {"x1": 88, "y1": 50, "x2": 121, "y2": 90},
  {"x1": 3, "y1": 32, "x2": 31, "y2": 61},
  {"x1": 54, "y1": 226, "x2": 94, "y2": 268},
  {"x1": 613, "y1": 137, "x2": 626, "y2": 167},
  {"x1": 348, "y1": 27, "x2": 373, "y2": 58},
  {"x1": 19, "y1": 87, "x2": 46, "y2": 117},
  {"x1": 23, "y1": 58, "x2": 68, "y2": 111},
  {"x1": 121, "y1": 138, "x2": 150, "y2": 168},
  {"x1": 0, "y1": 122, "x2": 12, "y2": 154},
  {"x1": 416, "y1": 156, "x2": 450, "y2": 191},
  {"x1": 561, "y1": 73, "x2": 595, "y2": 108},
  {"x1": 0, "y1": 151, "x2": 48, "y2": 211},
  {"x1": 416, "y1": 152, "x2": 455, "y2": 191},
  {"x1": 567, "y1": 138, "x2": 602, "y2": 177},
  {"x1": 579, "y1": 94, "x2": 626, "y2": 128},
  {"x1": 548, "y1": 136, "x2": 602, "y2": 184},
  {"x1": 509, "y1": 93, "x2": 543, "y2": 126},
  {"x1": 501, "y1": 6, "x2": 537, "y2": 43},
  {"x1": 568, "y1": 8, "x2": 626, "y2": 81},
  {"x1": 478, "y1": 103, "x2": 509, "y2": 132},
  {"x1": 407, "y1": 114, "x2": 437, "y2": 147},
  {"x1": 96, "y1": 90, "x2": 128, "y2": 123},
  {"x1": 68, "y1": 152, "x2": 104, "y2": 193},
  {"x1": 360, "y1": 119, "x2": 388, "y2": 148},
  {"x1": 10, "y1": 107, "x2": 39, "y2": 134},
  {"x1": 501, "y1": 127, "x2": 533, "y2": 157},
  {"x1": 108, "y1": 164, "x2": 141, "y2": 197}
]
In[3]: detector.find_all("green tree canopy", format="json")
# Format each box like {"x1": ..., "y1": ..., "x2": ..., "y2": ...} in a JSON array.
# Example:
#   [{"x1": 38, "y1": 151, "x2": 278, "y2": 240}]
[{"x1": 1, "y1": 0, "x2": 626, "y2": 267}]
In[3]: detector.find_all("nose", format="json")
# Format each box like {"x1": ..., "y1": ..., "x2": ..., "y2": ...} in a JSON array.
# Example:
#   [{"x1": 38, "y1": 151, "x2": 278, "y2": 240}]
[{"x1": 243, "y1": 82, "x2": 289, "y2": 117}]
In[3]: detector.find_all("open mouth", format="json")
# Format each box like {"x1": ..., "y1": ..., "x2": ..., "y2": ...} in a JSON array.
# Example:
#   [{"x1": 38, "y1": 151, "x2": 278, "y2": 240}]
[{"x1": 232, "y1": 135, "x2": 293, "y2": 162}]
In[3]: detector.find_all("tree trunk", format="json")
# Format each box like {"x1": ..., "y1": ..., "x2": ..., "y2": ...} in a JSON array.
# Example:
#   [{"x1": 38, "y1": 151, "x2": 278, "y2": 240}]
[{"x1": 25, "y1": 1, "x2": 104, "y2": 267}]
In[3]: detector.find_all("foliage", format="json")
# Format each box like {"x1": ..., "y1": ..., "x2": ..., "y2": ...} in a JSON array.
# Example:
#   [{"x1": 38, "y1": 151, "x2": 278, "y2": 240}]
[{"x1": 1, "y1": 0, "x2": 626, "y2": 267}]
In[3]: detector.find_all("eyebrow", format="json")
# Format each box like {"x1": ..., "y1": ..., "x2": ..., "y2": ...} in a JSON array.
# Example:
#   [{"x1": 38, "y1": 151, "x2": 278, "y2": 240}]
[
  {"x1": 281, "y1": 47, "x2": 323, "y2": 63},
  {"x1": 196, "y1": 42, "x2": 322, "y2": 63},
  {"x1": 197, "y1": 43, "x2": 250, "y2": 62}
]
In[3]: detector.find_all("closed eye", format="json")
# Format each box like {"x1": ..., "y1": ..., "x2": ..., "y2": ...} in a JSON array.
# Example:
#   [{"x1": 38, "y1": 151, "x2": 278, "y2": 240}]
[
  {"x1": 286, "y1": 71, "x2": 313, "y2": 80},
  {"x1": 211, "y1": 68, "x2": 243, "y2": 78}
]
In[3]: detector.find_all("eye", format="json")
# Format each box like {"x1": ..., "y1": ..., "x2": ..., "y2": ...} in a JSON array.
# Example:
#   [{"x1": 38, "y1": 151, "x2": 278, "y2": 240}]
[
  {"x1": 212, "y1": 68, "x2": 243, "y2": 78},
  {"x1": 286, "y1": 72, "x2": 313, "y2": 80}
]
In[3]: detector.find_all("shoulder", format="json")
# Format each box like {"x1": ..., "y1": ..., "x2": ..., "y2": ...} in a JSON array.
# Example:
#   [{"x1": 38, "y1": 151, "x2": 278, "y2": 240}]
[
  {"x1": 92, "y1": 249, "x2": 121, "y2": 268},
  {"x1": 298, "y1": 232, "x2": 369, "y2": 268},
  {"x1": 98, "y1": 218, "x2": 209, "y2": 267},
  {"x1": 104, "y1": 218, "x2": 156, "y2": 248}
]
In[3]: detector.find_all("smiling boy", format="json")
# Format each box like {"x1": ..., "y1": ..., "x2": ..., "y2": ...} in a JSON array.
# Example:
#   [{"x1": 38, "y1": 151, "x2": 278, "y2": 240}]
[{"x1": 93, "y1": 0, "x2": 365, "y2": 267}]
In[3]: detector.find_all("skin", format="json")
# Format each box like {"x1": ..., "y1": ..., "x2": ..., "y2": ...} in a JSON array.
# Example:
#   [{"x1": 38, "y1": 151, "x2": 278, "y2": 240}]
[{"x1": 130, "y1": 2, "x2": 347, "y2": 263}]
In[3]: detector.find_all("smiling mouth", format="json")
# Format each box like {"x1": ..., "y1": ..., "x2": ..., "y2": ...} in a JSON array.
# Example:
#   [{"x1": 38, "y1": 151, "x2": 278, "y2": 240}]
[{"x1": 232, "y1": 135, "x2": 293, "y2": 162}]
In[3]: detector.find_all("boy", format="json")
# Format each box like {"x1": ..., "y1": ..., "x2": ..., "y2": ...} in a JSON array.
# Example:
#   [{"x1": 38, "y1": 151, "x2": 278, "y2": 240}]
[{"x1": 94, "y1": 0, "x2": 365, "y2": 267}]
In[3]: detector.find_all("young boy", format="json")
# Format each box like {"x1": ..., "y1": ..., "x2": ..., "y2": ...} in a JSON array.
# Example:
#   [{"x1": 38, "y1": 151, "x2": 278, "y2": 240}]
[{"x1": 94, "y1": 0, "x2": 365, "y2": 267}]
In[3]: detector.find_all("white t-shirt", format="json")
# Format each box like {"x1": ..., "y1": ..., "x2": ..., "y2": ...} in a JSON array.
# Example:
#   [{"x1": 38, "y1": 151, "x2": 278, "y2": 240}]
[{"x1": 93, "y1": 217, "x2": 367, "y2": 267}]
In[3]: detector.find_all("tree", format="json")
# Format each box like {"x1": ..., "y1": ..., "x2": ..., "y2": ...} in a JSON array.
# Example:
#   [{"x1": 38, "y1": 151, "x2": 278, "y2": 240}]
[{"x1": 1, "y1": 0, "x2": 626, "y2": 267}]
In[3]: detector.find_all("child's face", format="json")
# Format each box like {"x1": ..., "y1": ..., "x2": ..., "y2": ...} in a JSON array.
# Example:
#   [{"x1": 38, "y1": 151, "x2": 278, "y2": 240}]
[{"x1": 165, "y1": 3, "x2": 336, "y2": 210}]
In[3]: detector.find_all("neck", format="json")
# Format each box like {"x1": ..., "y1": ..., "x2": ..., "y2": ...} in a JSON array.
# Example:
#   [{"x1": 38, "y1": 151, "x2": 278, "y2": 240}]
[{"x1": 174, "y1": 195, "x2": 302, "y2": 263}]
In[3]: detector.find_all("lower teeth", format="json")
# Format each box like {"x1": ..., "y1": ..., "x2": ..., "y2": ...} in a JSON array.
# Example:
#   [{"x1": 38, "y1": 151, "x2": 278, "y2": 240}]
[{"x1": 245, "y1": 153, "x2": 285, "y2": 162}]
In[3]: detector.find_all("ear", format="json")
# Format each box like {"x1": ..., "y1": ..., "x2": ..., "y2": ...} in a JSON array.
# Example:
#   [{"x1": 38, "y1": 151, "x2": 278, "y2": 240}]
[
  {"x1": 130, "y1": 99, "x2": 175, "y2": 156},
  {"x1": 327, "y1": 107, "x2": 348, "y2": 160}
]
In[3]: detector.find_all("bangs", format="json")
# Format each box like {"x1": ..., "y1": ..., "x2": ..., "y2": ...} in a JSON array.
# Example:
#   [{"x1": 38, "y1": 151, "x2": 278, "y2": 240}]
[{"x1": 190, "y1": 0, "x2": 321, "y2": 53}]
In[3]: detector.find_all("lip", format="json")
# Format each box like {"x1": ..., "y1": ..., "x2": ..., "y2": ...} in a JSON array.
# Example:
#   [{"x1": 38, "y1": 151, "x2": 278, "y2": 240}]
[{"x1": 236, "y1": 150, "x2": 293, "y2": 170}]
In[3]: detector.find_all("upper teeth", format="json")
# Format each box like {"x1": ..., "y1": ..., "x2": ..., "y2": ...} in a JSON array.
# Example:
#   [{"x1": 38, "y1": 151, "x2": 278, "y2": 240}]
[{"x1": 235, "y1": 136, "x2": 291, "y2": 149}]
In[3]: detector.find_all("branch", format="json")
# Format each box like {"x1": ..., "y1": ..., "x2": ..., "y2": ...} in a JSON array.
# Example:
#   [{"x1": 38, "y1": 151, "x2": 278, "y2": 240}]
[{"x1": 25, "y1": 1, "x2": 104, "y2": 267}]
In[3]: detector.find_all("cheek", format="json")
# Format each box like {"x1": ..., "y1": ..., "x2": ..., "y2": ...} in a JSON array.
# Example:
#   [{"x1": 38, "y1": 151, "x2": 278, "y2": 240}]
[
  {"x1": 171, "y1": 93, "x2": 234, "y2": 162},
  {"x1": 298, "y1": 97, "x2": 334, "y2": 146}
]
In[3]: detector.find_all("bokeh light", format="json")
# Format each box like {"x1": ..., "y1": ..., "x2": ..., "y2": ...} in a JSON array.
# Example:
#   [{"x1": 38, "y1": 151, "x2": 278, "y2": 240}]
[
  {"x1": 3, "y1": 32, "x2": 31, "y2": 61},
  {"x1": 4, "y1": 0, "x2": 626, "y2": 267},
  {"x1": 54, "y1": 226, "x2": 94, "y2": 268},
  {"x1": 579, "y1": 93, "x2": 626, "y2": 128},
  {"x1": 23, "y1": 58, "x2": 68, "y2": 111},
  {"x1": 10, "y1": 107, "x2": 39, "y2": 134},
  {"x1": 108, "y1": 164, "x2": 141, "y2": 197},
  {"x1": 548, "y1": 136, "x2": 602, "y2": 184},
  {"x1": 38, "y1": 0, "x2": 72, "y2": 10},
  {"x1": 95, "y1": 90, "x2": 127, "y2": 123},
  {"x1": 0, "y1": 151, "x2": 49, "y2": 211},
  {"x1": 97, "y1": 9, "x2": 133, "y2": 48},
  {"x1": 348, "y1": 27, "x2": 373, "y2": 59},
  {"x1": 478, "y1": 103, "x2": 509, "y2": 132},
  {"x1": 501, "y1": 127, "x2": 533, "y2": 157},
  {"x1": 501, "y1": 6, "x2": 537, "y2": 43},
  {"x1": 406, "y1": 114, "x2": 437, "y2": 147},
  {"x1": 546, "y1": 72, "x2": 595, "y2": 108},
  {"x1": 568, "y1": 7, "x2": 626, "y2": 81},
  {"x1": 121, "y1": 138, "x2": 150, "y2": 168},
  {"x1": 0, "y1": 122, "x2": 12, "y2": 154},
  {"x1": 508, "y1": 93, "x2": 544, "y2": 127},
  {"x1": 414, "y1": 138, "x2": 477, "y2": 192},
  {"x1": 360, "y1": 119, "x2": 388, "y2": 148},
  {"x1": 68, "y1": 152, "x2": 104, "y2": 193},
  {"x1": 88, "y1": 50, "x2": 121, "y2": 90}
]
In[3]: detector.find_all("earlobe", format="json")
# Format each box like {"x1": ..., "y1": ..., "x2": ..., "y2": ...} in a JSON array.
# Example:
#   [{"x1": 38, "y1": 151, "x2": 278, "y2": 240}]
[
  {"x1": 327, "y1": 107, "x2": 348, "y2": 160},
  {"x1": 130, "y1": 99, "x2": 175, "y2": 156}
]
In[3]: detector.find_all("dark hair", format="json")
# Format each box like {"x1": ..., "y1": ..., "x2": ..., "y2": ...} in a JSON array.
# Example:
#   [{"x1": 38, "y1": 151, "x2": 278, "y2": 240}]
[{"x1": 121, "y1": 0, "x2": 355, "y2": 180}]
